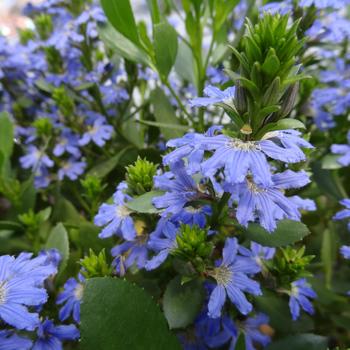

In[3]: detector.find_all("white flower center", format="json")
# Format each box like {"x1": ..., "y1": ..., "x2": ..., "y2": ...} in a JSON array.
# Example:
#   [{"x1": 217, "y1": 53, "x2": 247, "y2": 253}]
[
  {"x1": 291, "y1": 285, "x2": 299, "y2": 297},
  {"x1": 116, "y1": 205, "x2": 131, "y2": 219},
  {"x1": 185, "y1": 206, "x2": 201, "y2": 214},
  {"x1": 226, "y1": 138, "x2": 260, "y2": 152},
  {"x1": 211, "y1": 266, "x2": 232, "y2": 286},
  {"x1": 247, "y1": 178, "x2": 266, "y2": 193},
  {"x1": 0, "y1": 281, "x2": 8, "y2": 305},
  {"x1": 74, "y1": 283, "x2": 84, "y2": 301}
]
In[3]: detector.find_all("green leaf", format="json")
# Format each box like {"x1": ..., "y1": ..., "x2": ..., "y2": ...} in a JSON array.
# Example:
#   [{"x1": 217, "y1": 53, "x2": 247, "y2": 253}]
[
  {"x1": 154, "y1": 22, "x2": 178, "y2": 79},
  {"x1": 146, "y1": 0, "x2": 161, "y2": 24},
  {"x1": 137, "y1": 120, "x2": 189, "y2": 131},
  {"x1": 46, "y1": 223, "x2": 69, "y2": 272},
  {"x1": 163, "y1": 276, "x2": 204, "y2": 329},
  {"x1": 126, "y1": 190, "x2": 164, "y2": 214},
  {"x1": 262, "y1": 53, "x2": 280, "y2": 76},
  {"x1": 244, "y1": 220, "x2": 310, "y2": 247},
  {"x1": 81, "y1": 277, "x2": 181, "y2": 350},
  {"x1": 98, "y1": 23, "x2": 153, "y2": 67},
  {"x1": 321, "y1": 154, "x2": 342, "y2": 170},
  {"x1": 266, "y1": 334, "x2": 328, "y2": 350},
  {"x1": 175, "y1": 40, "x2": 196, "y2": 87},
  {"x1": 79, "y1": 222, "x2": 114, "y2": 253},
  {"x1": 0, "y1": 221, "x2": 23, "y2": 231},
  {"x1": 311, "y1": 162, "x2": 347, "y2": 200},
  {"x1": 150, "y1": 87, "x2": 184, "y2": 140},
  {"x1": 0, "y1": 112, "x2": 14, "y2": 159},
  {"x1": 35, "y1": 79, "x2": 55, "y2": 93},
  {"x1": 87, "y1": 147, "x2": 135, "y2": 178},
  {"x1": 256, "y1": 118, "x2": 305, "y2": 139},
  {"x1": 100, "y1": 0, "x2": 140, "y2": 46},
  {"x1": 321, "y1": 228, "x2": 335, "y2": 288},
  {"x1": 52, "y1": 196, "x2": 82, "y2": 224},
  {"x1": 19, "y1": 179, "x2": 36, "y2": 213}
]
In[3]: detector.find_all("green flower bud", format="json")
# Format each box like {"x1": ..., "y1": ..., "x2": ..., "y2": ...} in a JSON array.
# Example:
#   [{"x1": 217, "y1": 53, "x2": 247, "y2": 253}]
[
  {"x1": 33, "y1": 117, "x2": 53, "y2": 138},
  {"x1": 80, "y1": 249, "x2": 112, "y2": 278},
  {"x1": 34, "y1": 14, "x2": 53, "y2": 41},
  {"x1": 52, "y1": 86, "x2": 75, "y2": 117},
  {"x1": 19, "y1": 28, "x2": 35, "y2": 45},
  {"x1": 175, "y1": 224, "x2": 213, "y2": 262},
  {"x1": 81, "y1": 175, "x2": 105, "y2": 201},
  {"x1": 44, "y1": 46, "x2": 64, "y2": 74},
  {"x1": 126, "y1": 157, "x2": 157, "y2": 195}
]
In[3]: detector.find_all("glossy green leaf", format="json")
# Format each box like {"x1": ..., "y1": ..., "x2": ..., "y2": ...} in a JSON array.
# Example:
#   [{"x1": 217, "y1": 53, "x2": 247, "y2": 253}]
[
  {"x1": 244, "y1": 220, "x2": 310, "y2": 247},
  {"x1": 154, "y1": 22, "x2": 178, "y2": 79},
  {"x1": 100, "y1": 0, "x2": 140, "y2": 46},
  {"x1": 46, "y1": 223, "x2": 69, "y2": 272},
  {"x1": 163, "y1": 276, "x2": 204, "y2": 329},
  {"x1": 126, "y1": 190, "x2": 164, "y2": 214},
  {"x1": 150, "y1": 87, "x2": 184, "y2": 140},
  {"x1": 266, "y1": 334, "x2": 328, "y2": 350},
  {"x1": 81, "y1": 277, "x2": 181, "y2": 350},
  {"x1": 98, "y1": 23, "x2": 153, "y2": 67},
  {"x1": 87, "y1": 147, "x2": 135, "y2": 178},
  {"x1": 0, "y1": 112, "x2": 14, "y2": 159}
]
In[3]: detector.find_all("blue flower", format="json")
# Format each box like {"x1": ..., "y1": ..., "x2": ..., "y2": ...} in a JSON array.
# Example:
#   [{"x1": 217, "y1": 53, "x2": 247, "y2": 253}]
[
  {"x1": 153, "y1": 163, "x2": 203, "y2": 216},
  {"x1": 207, "y1": 238, "x2": 261, "y2": 318},
  {"x1": 0, "y1": 253, "x2": 56, "y2": 331},
  {"x1": 340, "y1": 246, "x2": 350, "y2": 259},
  {"x1": 333, "y1": 199, "x2": 350, "y2": 231},
  {"x1": 20, "y1": 146, "x2": 54, "y2": 171},
  {"x1": 0, "y1": 330, "x2": 32, "y2": 350},
  {"x1": 163, "y1": 126, "x2": 223, "y2": 173},
  {"x1": 240, "y1": 313, "x2": 271, "y2": 350},
  {"x1": 200, "y1": 129, "x2": 312, "y2": 186},
  {"x1": 331, "y1": 131, "x2": 350, "y2": 167},
  {"x1": 145, "y1": 221, "x2": 178, "y2": 270},
  {"x1": 94, "y1": 182, "x2": 136, "y2": 240},
  {"x1": 33, "y1": 319, "x2": 79, "y2": 350},
  {"x1": 239, "y1": 242, "x2": 276, "y2": 268},
  {"x1": 289, "y1": 278, "x2": 317, "y2": 321},
  {"x1": 38, "y1": 248, "x2": 62, "y2": 269},
  {"x1": 57, "y1": 274, "x2": 84, "y2": 323},
  {"x1": 229, "y1": 170, "x2": 311, "y2": 232},
  {"x1": 58, "y1": 158, "x2": 86, "y2": 180},
  {"x1": 190, "y1": 86, "x2": 235, "y2": 107},
  {"x1": 111, "y1": 234, "x2": 149, "y2": 275},
  {"x1": 79, "y1": 118, "x2": 113, "y2": 147},
  {"x1": 171, "y1": 205, "x2": 211, "y2": 228},
  {"x1": 299, "y1": 0, "x2": 347, "y2": 8},
  {"x1": 206, "y1": 66, "x2": 229, "y2": 85},
  {"x1": 53, "y1": 128, "x2": 81, "y2": 158}
]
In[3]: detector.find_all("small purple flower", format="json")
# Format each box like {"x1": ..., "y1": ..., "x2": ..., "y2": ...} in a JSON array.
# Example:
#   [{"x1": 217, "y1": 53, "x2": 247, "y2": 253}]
[
  {"x1": 58, "y1": 158, "x2": 86, "y2": 180},
  {"x1": 239, "y1": 242, "x2": 276, "y2": 268},
  {"x1": 207, "y1": 238, "x2": 261, "y2": 318},
  {"x1": 20, "y1": 146, "x2": 54, "y2": 171},
  {"x1": 241, "y1": 313, "x2": 271, "y2": 350},
  {"x1": 33, "y1": 319, "x2": 79, "y2": 350},
  {"x1": 190, "y1": 86, "x2": 235, "y2": 107},
  {"x1": 0, "y1": 330, "x2": 32, "y2": 350},
  {"x1": 145, "y1": 221, "x2": 178, "y2": 271},
  {"x1": 153, "y1": 163, "x2": 201, "y2": 217},
  {"x1": 53, "y1": 129, "x2": 81, "y2": 158},
  {"x1": 333, "y1": 198, "x2": 350, "y2": 231},
  {"x1": 340, "y1": 246, "x2": 350, "y2": 259},
  {"x1": 94, "y1": 182, "x2": 136, "y2": 240},
  {"x1": 111, "y1": 235, "x2": 149, "y2": 275},
  {"x1": 229, "y1": 170, "x2": 311, "y2": 232},
  {"x1": 79, "y1": 118, "x2": 113, "y2": 147},
  {"x1": 171, "y1": 205, "x2": 211, "y2": 228},
  {"x1": 289, "y1": 278, "x2": 317, "y2": 321},
  {"x1": 57, "y1": 275, "x2": 84, "y2": 323},
  {"x1": 331, "y1": 131, "x2": 350, "y2": 167}
]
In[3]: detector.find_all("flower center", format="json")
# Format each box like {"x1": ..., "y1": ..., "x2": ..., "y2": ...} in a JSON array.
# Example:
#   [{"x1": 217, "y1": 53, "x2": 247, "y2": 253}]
[
  {"x1": 226, "y1": 138, "x2": 260, "y2": 152},
  {"x1": 211, "y1": 266, "x2": 232, "y2": 286},
  {"x1": 246, "y1": 178, "x2": 266, "y2": 193},
  {"x1": 116, "y1": 205, "x2": 132, "y2": 219},
  {"x1": 74, "y1": 283, "x2": 84, "y2": 301},
  {"x1": 185, "y1": 206, "x2": 201, "y2": 214},
  {"x1": 0, "y1": 281, "x2": 8, "y2": 305}
]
